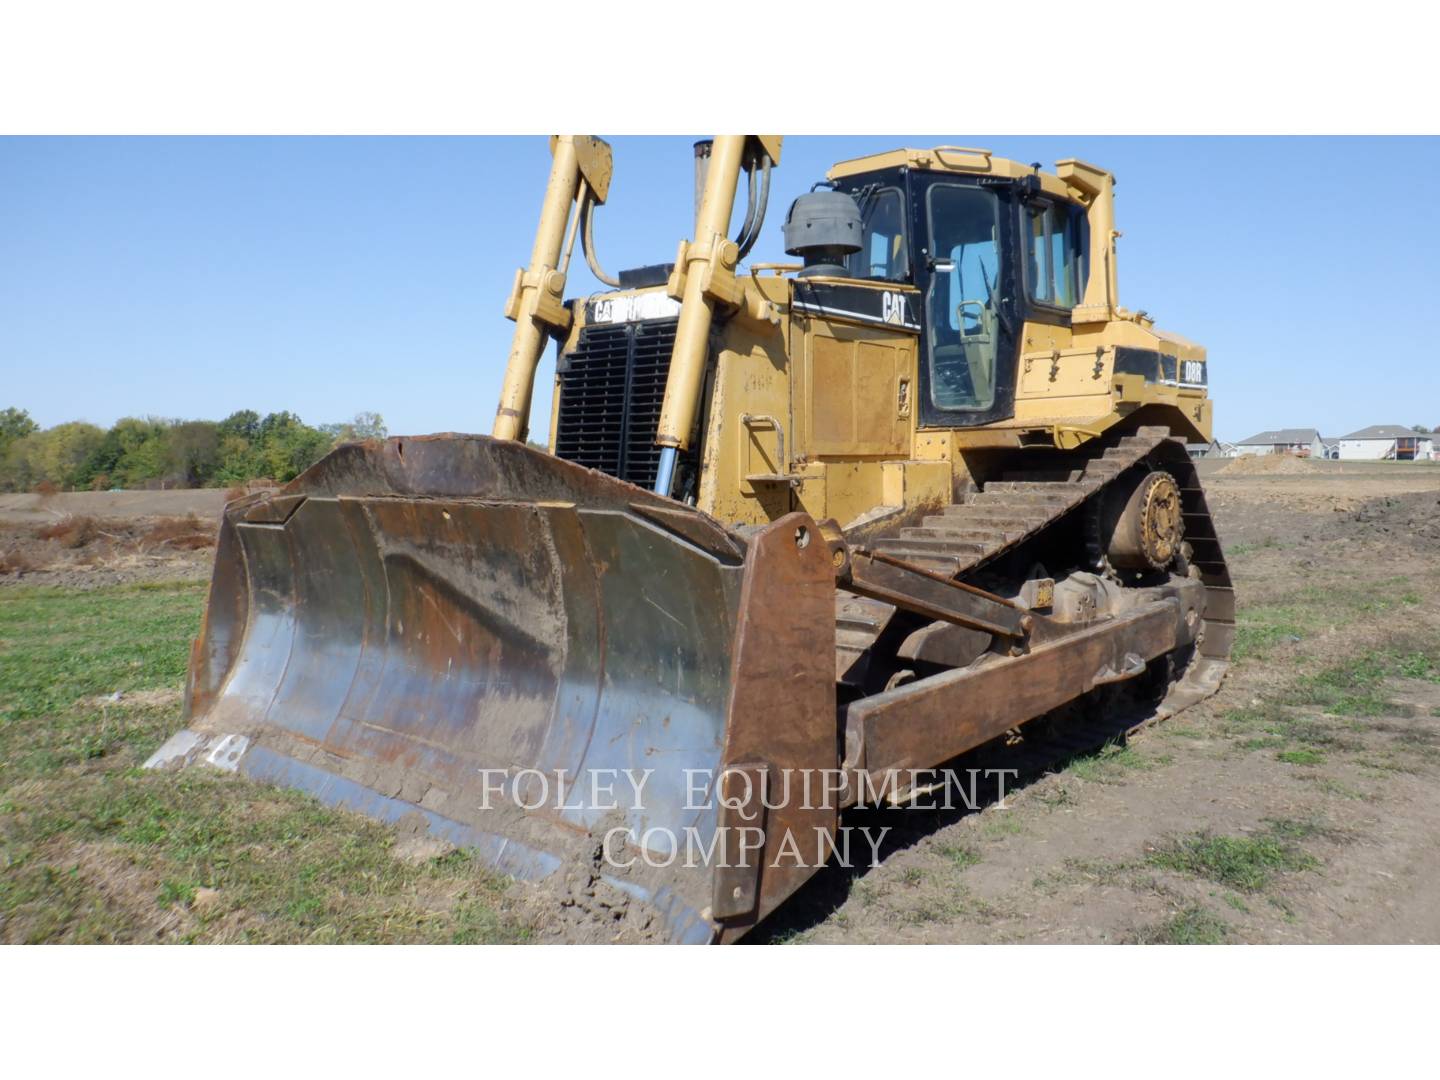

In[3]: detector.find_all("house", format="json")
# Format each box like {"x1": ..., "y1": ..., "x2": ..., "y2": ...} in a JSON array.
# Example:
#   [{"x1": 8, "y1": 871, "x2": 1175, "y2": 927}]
[
  {"x1": 1233, "y1": 428, "x2": 1324, "y2": 458},
  {"x1": 1337, "y1": 425, "x2": 1436, "y2": 462},
  {"x1": 1187, "y1": 440, "x2": 1237, "y2": 459}
]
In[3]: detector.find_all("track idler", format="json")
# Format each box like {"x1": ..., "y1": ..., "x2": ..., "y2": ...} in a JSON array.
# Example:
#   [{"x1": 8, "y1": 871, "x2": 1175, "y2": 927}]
[{"x1": 1097, "y1": 468, "x2": 1183, "y2": 572}]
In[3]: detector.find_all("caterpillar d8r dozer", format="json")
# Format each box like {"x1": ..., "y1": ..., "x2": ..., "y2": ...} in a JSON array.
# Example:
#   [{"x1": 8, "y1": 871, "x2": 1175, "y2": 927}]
[{"x1": 149, "y1": 136, "x2": 1232, "y2": 943}]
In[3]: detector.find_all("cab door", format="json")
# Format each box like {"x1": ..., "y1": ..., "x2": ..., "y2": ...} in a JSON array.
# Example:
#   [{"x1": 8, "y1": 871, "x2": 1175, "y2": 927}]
[{"x1": 912, "y1": 178, "x2": 1020, "y2": 428}]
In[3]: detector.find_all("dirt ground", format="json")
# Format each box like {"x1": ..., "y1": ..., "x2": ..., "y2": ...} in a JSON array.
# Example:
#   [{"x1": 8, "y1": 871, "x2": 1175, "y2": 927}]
[
  {"x1": 3, "y1": 461, "x2": 1439, "y2": 943},
  {"x1": 0, "y1": 489, "x2": 231, "y2": 589},
  {"x1": 753, "y1": 458, "x2": 1440, "y2": 944}
]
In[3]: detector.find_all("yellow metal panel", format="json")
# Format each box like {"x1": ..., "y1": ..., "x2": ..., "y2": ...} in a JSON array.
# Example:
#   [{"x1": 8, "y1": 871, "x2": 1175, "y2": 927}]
[
  {"x1": 826, "y1": 149, "x2": 1075, "y2": 203},
  {"x1": 816, "y1": 460, "x2": 883, "y2": 529},
  {"x1": 696, "y1": 318, "x2": 794, "y2": 527},
  {"x1": 881, "y1": 460, "x2": 952, "y2": 510},
  {"x1": 855, "y1": 340, "x2": 907, "y2": 449},
  {"x1": 1018, "y1": 346, "x2": 1111, "y2": 399},
  {"x1": 809, "y1": 333, "x2": 855, "y2": 452},
  {"x1": 805, "y1": 327, "x2": 911, "y2": 458}
]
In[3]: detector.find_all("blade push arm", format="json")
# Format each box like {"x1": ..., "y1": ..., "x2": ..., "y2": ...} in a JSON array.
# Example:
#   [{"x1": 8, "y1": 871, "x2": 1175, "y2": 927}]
[{"x1": 493, "y1": 135, "x2": 612, "y2": 442}]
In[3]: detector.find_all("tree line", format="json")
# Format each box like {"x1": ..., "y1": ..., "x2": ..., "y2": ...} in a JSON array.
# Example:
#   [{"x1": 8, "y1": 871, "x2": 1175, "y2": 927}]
[{"x1": 0, "y1": 407, "x2": 386, "y2": 492}]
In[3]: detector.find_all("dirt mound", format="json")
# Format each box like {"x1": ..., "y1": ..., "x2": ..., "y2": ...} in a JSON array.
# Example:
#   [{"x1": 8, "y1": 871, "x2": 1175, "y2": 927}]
[
  {"x1": 141, "y1": 514, "x2": 218, "y2": 550},
  {"x1": 1219, "y1": 454, "x2": 1322, "y2": 476},
  {"x1": 0, "y1": 488, "x2": 229, "y2": 528},
  {"x1": 0, "y1": 513, "x2": 217, "y2": 588},
  {"x1": 36, "y1": 515, "x2": 101, "y2": 548},
  {"x1": 1345, "y1": 490, "x2": 1440, "y2": 546}
]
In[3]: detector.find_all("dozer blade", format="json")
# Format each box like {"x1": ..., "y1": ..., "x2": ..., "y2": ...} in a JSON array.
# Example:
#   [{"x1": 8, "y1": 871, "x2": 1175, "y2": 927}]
[{"x1": 147, "y1": 435, "x2": 838, "y2": 943}]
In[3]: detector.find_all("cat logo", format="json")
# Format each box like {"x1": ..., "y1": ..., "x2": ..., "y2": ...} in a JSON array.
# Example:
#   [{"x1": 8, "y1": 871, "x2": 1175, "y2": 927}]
[{"x1": 881, "y1": 291, "x2": 907, "y2": 325}]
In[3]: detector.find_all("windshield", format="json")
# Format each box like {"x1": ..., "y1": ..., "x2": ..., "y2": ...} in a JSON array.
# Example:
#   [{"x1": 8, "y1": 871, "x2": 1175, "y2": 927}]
[
  {"x1": 925, "y1": 184, "x2": 1001, "y2": 411},
  {"x1": 845, "y1": 187, "x2": 908, "y2": 281}
]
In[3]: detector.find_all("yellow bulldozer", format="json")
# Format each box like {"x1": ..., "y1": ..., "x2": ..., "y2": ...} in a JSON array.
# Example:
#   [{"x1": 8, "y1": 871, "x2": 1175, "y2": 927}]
[{"x1": 147, "y1": 135, "x2": 1232, "y2": 943}]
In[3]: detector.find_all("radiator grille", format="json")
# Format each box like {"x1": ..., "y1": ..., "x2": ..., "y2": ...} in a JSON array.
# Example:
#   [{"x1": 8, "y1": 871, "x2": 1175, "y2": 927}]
[{"x1": 555, "y1": 317, "x2": 678, "y2": 490}]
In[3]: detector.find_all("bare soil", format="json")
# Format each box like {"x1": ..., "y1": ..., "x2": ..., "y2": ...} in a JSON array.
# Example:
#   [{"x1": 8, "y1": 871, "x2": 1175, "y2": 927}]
[
  {"x1": 758, "y1": 459, "x2": 1440, "y2": 944},
  {"x1": 0, "y1": 489, "x2": 233, "y2": 590},
  {"x1": 6, "y1": 461, "x2": 1439, "y2": 944}
]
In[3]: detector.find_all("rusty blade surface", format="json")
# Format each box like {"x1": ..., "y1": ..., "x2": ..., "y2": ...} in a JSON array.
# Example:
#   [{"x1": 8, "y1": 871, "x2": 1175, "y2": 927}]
[{"x1": 149, "y1": 434, "x2": 840, "y2": 943}]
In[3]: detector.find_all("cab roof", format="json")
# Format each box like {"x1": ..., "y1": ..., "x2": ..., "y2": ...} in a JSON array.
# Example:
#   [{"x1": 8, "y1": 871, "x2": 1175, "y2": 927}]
[{"x1": 826, "y1": 147, "x2": 1109, "y2": 207}]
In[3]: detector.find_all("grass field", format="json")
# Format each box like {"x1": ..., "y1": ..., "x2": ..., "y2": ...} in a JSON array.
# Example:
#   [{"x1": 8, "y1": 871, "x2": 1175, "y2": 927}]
[
  {"x1": 4, "y1": 462, "x2": 1439, "y2": 944},
  {"x1": 0, "y1": 582, "x2": 529, "y2": 943}
]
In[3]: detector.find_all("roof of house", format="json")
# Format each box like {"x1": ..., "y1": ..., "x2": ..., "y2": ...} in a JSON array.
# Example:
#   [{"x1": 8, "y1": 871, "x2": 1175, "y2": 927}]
[
  {"x1": 1237, "y1": 428, "x2": 1321, "y2": 446},
  {"x1": 1340, "y1": 424, "x2": 1431, "y2": 440}
]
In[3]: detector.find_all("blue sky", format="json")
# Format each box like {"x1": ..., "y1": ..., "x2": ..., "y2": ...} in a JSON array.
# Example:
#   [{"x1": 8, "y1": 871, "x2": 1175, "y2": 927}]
[{"x1": 3, "y1": 136, "x2": 1438, "y2": 442}]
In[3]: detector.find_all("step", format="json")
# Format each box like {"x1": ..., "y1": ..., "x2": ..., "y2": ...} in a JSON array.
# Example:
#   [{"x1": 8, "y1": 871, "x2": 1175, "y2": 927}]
[
  {"x1": 967, "y1": 489, "x2": 1077, "y2": 509},
  {"x1": 836, "y1": 627, "x2": 881, "y2": 652},
  {"x1": 873, "y1": 536, "x2": 990, "y2": 555},
  {"x1": 982, "y1": 480, "x2": 1080, "y2": 494},
  {"x1": 834, "y1": 595, "x2": 891, "y2": 634},
  {"x1": 901, "y1": 525, "x2": 1010, "y2": 542},
  {"x1": 869, "y1": 552, "x2": 969, "y2": 574},
  {"x1": 933, "y1": 507, "x2": 1050, "y2": 529},
  {"x1": 1083, "y1": 460, "x2": 1127, "y2": 481}
]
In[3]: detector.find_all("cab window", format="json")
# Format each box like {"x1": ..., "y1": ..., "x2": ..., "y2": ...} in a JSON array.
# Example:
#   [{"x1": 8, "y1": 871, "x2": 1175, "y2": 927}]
[
  {"x1": 925, "y1": 184, "x2": 1001, "y2": 412},
  {"x1": 1025, "y1": 201, "x2": 1085, "y2": 307},
  {"x1": 846, "y1": 188, "x2": 908, "y2": 281}
]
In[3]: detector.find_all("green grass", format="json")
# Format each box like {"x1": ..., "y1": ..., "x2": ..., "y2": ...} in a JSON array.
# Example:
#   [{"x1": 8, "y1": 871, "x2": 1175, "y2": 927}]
[
  {"x1": 1064, "y1": 739, "x2": 1157, "y2": 783},
  {"x1": 1231, "y1": 580, "x2": 1424, "y2": 663},
  {"x1": 979, "y1": 813, "x2": 1026, "y2": 839},
  {"x1": 0, "y1": 584, "x2": 205, "y2": 771},
  {"x1": 1357, "y1": 755, "x2": 1427, "y2": 776},
  {"x1": 1227, "y1": 537, "x2": 1285, "y2": 558},
  {"x1": 935, "y1": 841, "x2": 981, "y2": 870},
  {"x1": 1133, "y1": 905, "x2": 1229, "y2": 945},
  {"x1": 0, "y1": 581, "x2": 529, "y2": 944},
  {"x1": 1304, "y1": 776, "x2": 1367, "y2": 800},
  {"x1": 1262, "y1": 816, "x2": 1349, "y2": 843},
  {"x1": 1146, "y1": 824, "x2": 1320, "y2": 893},
  {"x1": 1224, "y1": 643, "x2": 1440, "y2": 760},
  {"x1": 902, "y1": 887, "x2": 1004, "y2": 926},
  {"x1": 1033, "y1": 784, "x2": 1076, "y2": 809},
  {"x1": 1291, "y1": 648, "x2": 1439, "y2": 718}
]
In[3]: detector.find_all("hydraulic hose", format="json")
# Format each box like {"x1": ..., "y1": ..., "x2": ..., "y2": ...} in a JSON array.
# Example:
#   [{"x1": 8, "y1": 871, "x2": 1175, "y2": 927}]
[
  {"x1": 581, "y1": 194, "x2": 620, "y2": 288},
  {"x1": 735, "y1": 154, "x2": 772, "y2": 261}
]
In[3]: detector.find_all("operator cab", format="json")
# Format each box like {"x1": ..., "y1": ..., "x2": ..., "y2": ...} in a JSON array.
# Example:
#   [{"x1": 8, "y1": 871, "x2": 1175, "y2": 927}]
[{"x1": 824, "y1": 150, "x2": 1091, "y2": 429}]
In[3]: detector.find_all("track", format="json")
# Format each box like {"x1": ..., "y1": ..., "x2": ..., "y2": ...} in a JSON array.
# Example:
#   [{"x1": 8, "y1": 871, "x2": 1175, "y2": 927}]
[{"x1": 834, "y1": 425, "x2": 1234, "y2": 721}]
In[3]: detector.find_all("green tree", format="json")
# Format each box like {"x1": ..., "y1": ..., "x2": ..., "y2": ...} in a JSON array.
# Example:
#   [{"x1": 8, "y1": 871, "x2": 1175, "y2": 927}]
[
  {"x1": 0, "y1": 408, "x2": 42, "y2": 491},
  {"x1": 167, "y1": 420, "x2": 221, "y2": 486},
  {"x1": 350, "y1": 411, "x2": 387, "y2": 440},
  {"x1": 218, "y1": 409, "x2": 261, "y2": 442},
  {"x1": 104, "y1": 416, "x2": 171, "y2": 487},
  {"x1": 213, "y1": 433, "x2": 263, "y2": 486},
  {"x1": 320, "y1": 411, "x2": 388, "y2": 444},
  {"x1": 256, "y1": 411, "x2": 330, "y2": 481},
  {"x1": 0, "y1": 407, "x2": 38, "y2": 449},
  {"x1": 1, "y1": 434, "x2": 40, "y2": 491},
  {"x1": 17, "y1": 422, "x2": 107, "y2": 490},
  {"x1": 0, "y1": 408, "x2": 379, "y2": 491}
]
